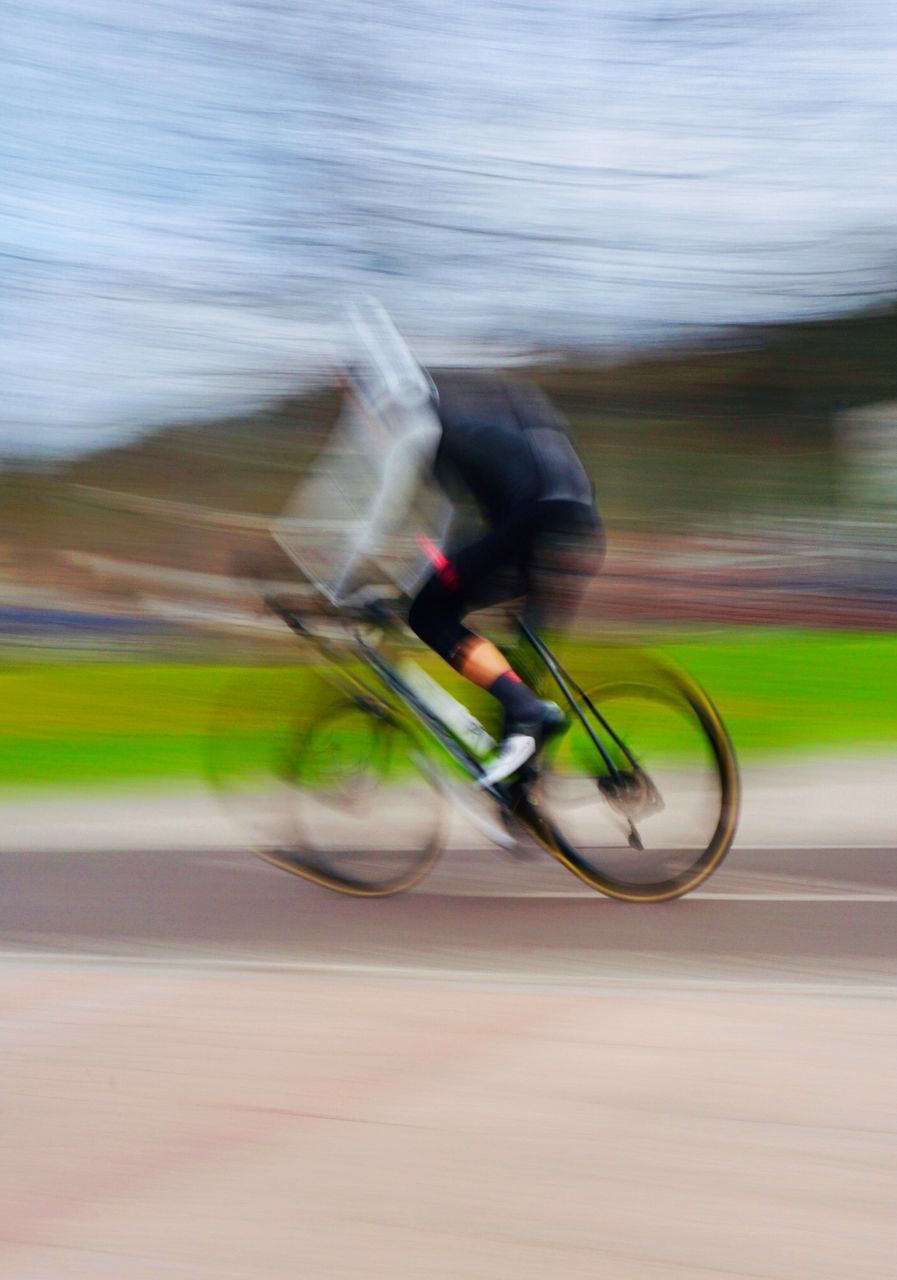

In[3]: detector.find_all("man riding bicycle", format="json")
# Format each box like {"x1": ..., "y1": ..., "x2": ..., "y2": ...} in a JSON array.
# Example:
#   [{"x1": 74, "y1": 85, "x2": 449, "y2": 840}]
[{"x1": 298, "y1": 303, "x2": 604, "y2": 786}]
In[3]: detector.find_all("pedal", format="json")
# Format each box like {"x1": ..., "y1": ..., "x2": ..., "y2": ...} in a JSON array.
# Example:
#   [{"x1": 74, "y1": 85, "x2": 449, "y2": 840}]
[
  {"x1": 494, "y1": 794, "x2": 544, "y2": 861},
  {"x1": 442, "y1": 779, "x2": 519, "y2": 850}
]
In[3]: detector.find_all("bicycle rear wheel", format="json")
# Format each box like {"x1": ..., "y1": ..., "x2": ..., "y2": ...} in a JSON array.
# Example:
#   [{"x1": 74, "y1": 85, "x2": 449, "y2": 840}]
[{"x1": 523, "y1": 661, "x2": 739, "y2": 901}]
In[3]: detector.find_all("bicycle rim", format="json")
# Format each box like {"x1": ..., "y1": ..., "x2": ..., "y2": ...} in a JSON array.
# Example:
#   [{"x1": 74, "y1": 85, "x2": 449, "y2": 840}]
[
  {"x1": 528, "y1": 668, "x2": 739, "y2": 902},
  {"x1": 270, "y1": 696, "x2": 446, "y2": 896}
]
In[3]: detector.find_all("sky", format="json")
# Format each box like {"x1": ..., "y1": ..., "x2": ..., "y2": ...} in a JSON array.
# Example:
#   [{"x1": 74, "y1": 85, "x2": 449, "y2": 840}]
[{"x1": 2, "y1": 0, "x2": 896, "y2": 456}]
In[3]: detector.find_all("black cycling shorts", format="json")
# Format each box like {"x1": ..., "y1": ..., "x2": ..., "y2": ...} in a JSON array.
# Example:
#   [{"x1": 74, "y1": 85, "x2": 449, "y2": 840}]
[{"x1": 407, "y1": 499, "x2": 603, "y2": 663}]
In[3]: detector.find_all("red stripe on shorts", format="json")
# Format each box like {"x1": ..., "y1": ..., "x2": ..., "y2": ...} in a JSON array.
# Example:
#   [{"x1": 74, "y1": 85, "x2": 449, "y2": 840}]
[{"x1": 417, "y1": 534, "x2": 461, "y2": 591}]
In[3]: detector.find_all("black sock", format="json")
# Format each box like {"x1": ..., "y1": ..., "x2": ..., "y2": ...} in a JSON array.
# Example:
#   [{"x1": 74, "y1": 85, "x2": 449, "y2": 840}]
[{"x1": 488, "y1": 670, "x2": 541, "y2": 722}]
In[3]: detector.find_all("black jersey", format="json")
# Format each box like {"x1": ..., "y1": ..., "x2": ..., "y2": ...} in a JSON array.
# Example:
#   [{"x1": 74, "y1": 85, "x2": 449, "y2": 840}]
[{"x1": 431, "y1": 374, "x2": 594, "y2": 522}]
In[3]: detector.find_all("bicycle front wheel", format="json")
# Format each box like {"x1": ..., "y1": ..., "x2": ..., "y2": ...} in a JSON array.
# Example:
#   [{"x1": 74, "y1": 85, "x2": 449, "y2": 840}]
[
  {"x1": 208, "y1": 672, "x2": 446, "y2": 896},
  {"x1": 270, "y1": 695, "x2": 447, "y2": 896},
  {"x1": 530, "y1": 662, "x2": 739, "y2": 902}
]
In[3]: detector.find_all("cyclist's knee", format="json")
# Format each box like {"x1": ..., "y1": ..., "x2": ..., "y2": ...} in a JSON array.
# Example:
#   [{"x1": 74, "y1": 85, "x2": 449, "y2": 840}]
[{"x1": 408, "y1": 583, "x2": 468, "y2": 663}]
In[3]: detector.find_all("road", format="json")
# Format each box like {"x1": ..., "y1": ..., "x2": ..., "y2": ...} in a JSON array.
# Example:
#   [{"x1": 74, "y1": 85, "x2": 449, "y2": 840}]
[
  {"x1": 1, "y1": 779, "x2": 895, "y2": 1278},
  {"x1": 2, "y1": 841, "x2": 897, "y2": 991}
]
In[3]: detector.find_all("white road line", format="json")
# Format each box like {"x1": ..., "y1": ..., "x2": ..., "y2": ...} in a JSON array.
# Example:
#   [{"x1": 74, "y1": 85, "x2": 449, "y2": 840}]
[
  {"x1": 698, "y1": 891, "x2": 897, "y2": 901},
  {"x1": 0, "y1": 948, "x2": 894, "y2": 998},
  {"x1": 3, "y1": 838, "x2": 897, "y2": 858},
  {"x1": 417, "y1": 890, "x2": 897, "y2": 902},
  {"x1": 732, "y1": 843, "x2": 897, "y2": 851}
]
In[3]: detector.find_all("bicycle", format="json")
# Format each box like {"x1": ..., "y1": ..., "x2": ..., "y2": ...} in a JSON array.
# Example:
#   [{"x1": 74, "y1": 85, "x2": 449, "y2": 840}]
[{"x1": 208, "y1": 591, "x2": 739, "y2": 903}]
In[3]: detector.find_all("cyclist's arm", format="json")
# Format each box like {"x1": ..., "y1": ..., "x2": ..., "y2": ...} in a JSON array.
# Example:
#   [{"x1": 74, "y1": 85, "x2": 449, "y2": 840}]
[
  {"x1": 357, "y1": 416, "x2": 440, "y2": 555},
  {"x1": 335, "y1": 410, "x2": 441, "y2": 601}
]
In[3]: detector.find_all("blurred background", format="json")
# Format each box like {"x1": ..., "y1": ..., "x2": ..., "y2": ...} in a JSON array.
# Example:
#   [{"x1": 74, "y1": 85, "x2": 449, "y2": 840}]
[
  {"x1": 3, "y1": 5, "x2": 897, "y2": 1277},
  {"x1": 2, "y1": 0, "x2": 896, "y2": 785}
]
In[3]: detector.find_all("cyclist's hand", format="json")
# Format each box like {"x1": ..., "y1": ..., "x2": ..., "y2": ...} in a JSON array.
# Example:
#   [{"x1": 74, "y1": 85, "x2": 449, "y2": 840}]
[{"x1": 338, "y1": 583, "x2": 383, "y2": 611}]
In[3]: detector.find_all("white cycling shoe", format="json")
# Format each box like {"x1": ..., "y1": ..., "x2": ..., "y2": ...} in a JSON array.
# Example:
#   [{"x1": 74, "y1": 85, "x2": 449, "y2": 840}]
[
  {"x1": 478, "y1": 735, "x2": 538, "y2": 788},
  {"x1": 477, "y1": 701, "x2": 567, "y2": 788}
]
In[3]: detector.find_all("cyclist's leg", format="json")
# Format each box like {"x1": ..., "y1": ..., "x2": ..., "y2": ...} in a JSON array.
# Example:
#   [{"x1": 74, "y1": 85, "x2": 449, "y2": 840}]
[
  {"x1": 407, "y1": 511, "x2": 528, "y2": 688},
  {"x1": 522, "y1": 500, "x2": 605, "y2": 639},
  {"x1": 407, "y1": 508, "x2": 563, "y2": 780}
]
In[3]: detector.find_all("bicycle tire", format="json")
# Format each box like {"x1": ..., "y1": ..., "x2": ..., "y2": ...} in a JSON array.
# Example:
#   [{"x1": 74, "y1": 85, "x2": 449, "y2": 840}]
[
  {"x1": 260, "y1": 695, "x2": 447, "y2": 896},
  {"x1": 206, "y1": 664, "x2": 314, "y2": 851},
  {"x1": 514, "y1": 658, "x2": 739, "y2": 902}
]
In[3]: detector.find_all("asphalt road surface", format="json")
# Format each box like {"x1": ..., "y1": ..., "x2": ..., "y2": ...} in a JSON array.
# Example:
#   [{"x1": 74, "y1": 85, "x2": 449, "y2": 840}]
[
  {"x1": 2, "y1": 839, "x2": 897, "y2": 992},
  {"x1": 1, "y1": 781, "x2": 895, "y2": 1279}
]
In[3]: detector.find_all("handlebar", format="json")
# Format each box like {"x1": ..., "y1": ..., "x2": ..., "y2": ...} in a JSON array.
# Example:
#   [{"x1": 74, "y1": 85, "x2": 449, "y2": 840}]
[
  {"x1": 264, "y1": 590, "x2": 405, "y2": 638},
  {"x1": 264, "y1": 594, "x2": 311, "y2": 636}
]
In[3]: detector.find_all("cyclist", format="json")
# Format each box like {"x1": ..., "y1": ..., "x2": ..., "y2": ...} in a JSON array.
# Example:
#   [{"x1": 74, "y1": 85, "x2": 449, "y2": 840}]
[{"x1": 334, "y1": 308, "x2": 603, "y2": 786}]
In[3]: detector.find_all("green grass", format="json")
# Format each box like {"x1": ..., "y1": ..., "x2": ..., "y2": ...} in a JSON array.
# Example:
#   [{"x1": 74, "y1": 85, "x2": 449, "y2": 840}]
[
  {"x1": 665, "y1": 630, "x2": 897, "y2": 757},
  {"x1": 1, "y1": 629, "x2": 896, "y2": 790}
]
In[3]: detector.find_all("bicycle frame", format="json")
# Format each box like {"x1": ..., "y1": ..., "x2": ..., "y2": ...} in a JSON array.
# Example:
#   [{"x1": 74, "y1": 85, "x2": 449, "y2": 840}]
[
  {"x1": 275, "y1": 599, "x2": 639, "y2": 797},
  {"x1": 274, "y1": 600, "x2": 506, "y2": 792},
  {"x1": 517, "y1": 621, "x2": 641, "y2": 785},
  {"x1": 356, "y1": 629, "x2": 505, "y2": 791}
]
